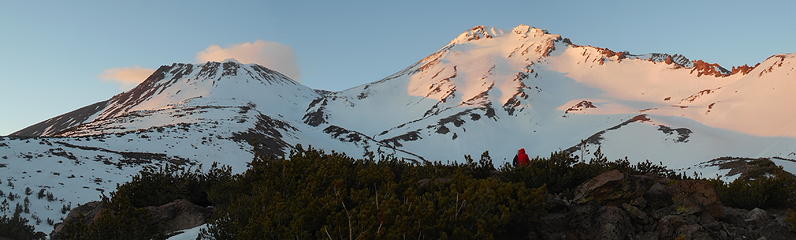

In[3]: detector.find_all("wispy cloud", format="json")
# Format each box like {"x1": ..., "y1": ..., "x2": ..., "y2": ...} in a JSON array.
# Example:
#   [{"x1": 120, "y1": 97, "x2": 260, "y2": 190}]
[
  {"x1": 196, "y1": 40, "x2": 300, "y2": 80},
  {"x1": 99, "y1": 66, "x2": 155, "y2": 90},
  {"x1": 99, "y1": 40, "x2": 299, "y2": 91}
]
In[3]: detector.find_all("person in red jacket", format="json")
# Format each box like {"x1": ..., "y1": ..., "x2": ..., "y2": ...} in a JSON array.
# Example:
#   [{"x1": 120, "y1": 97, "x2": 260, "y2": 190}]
[{"x1": 513, "y1": 148, "x2": 530, "y2": 166}]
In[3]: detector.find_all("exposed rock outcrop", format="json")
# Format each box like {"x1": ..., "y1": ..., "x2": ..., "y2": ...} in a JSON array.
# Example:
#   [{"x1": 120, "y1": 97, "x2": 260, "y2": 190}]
[{"x1": 533, "y1": 170, "x2": 796, "y2": 240}]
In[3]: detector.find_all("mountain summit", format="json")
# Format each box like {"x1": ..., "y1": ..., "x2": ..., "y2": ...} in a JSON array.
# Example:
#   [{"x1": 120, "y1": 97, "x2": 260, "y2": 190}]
[
  {"x1": 13, "y1": 61, "x2": 313, "y2": 136},
  {"x1": 3, "y1": 25, "x2": 796, "y2": 232}
]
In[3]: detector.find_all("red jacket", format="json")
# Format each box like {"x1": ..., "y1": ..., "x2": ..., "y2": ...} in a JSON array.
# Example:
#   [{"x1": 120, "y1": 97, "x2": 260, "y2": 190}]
[{"x1": 514, "y1": 148, "x2": 530, "y2": 166}]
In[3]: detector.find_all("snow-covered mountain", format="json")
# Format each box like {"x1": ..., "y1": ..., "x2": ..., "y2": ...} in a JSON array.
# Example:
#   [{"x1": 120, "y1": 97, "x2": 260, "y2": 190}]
[
  {"x1": 3, "y1": 24, "x2": 796, "y2": 233},
  {"x1": 305, "y1": 25, "x2": 796, "y2": 171}
]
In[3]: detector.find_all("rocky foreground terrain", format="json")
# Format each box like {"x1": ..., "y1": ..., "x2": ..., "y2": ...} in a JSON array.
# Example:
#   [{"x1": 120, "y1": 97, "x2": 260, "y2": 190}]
[
  {"x1": 536, "y1": 170, "x2": 795, "y2": 240},
  {"x1": 51, "y1": 156, "x2": 796, "y2": 240}
]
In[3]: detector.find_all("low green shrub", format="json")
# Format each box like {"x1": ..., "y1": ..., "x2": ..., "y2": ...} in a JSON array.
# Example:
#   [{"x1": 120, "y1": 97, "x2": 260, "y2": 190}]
[
  {"x1": 57, "y1": 164, "x2": 232, "y2": 240},
  {"x1": 114, "y1": 163, "x2": 232, "y2": 208},
  {"x1": 200, "y1": 148, "x2": 546, "y2": 239},
  {"x1": 499, "y1": 148, "x2": 685, "y2": 195},
  {"x1": 59, "y1": 146, "x2": 761, "y2": 240},
  {"x1": 0, "y1": 213, "x2": 46, "y2": 240},
  {"x1": 56, "y1": 195, "x2": 164, "y2": 240},
  {"x1": 709, "y1": 158, "x2": 796, "y2": 210},
  {"x1": 713, "y1": 174, "x2": 796, "y2": 210}
]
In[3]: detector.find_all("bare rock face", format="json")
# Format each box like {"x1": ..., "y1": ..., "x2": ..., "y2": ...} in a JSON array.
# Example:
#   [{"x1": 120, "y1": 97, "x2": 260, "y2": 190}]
[
  {"x1": 533, "y1": 170, "x2": 796, "y2": 240},
  {"x1": 573, "y1": 170, "x2": 659, "y2": 205},
  {"x1": 574, "y1": 170, "x2": 625, "y2": 203}
]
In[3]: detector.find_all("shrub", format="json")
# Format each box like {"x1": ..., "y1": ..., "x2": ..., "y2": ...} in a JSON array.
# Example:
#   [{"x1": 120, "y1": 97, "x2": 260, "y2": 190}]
[
  {"x1": 113, "y1": 163, "x2": 232, "y2": 208},
  {"x1": 0, "y1": 213, "x2": 46, "y2": 240},
  {"x1": 498, "y1": 148, "x2": 684, "y2": 195},
  {"x1": 709, "y1": 158, "x2": 796, "y2": 210},
  {"x1": 56, "y1": 146, "x2": 690, "y2": 239},
  {"x1": 56, "y1": 189, "x2": 168, "y2": 240},
  {"x1": 199, "y1": 148, "x2": 547, "y2": 239},
  {"x1": 57, "y1": 163, "x2": 232, "y2": 240},
  {"x1": 713, "y1": 174, "x2": 796, "y2": 209}
]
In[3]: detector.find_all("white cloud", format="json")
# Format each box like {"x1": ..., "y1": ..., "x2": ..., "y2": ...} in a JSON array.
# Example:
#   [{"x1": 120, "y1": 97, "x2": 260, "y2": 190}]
[
  {"x1": 196, "y1": 40, "x2": 300, "y2": 80},
  {"x1": 99, "y1": 66, "x2": 155, "y2": 90}
]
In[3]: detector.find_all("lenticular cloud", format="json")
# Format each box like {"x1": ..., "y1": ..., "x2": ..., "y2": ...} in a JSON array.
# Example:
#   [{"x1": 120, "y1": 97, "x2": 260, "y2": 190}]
[
  {"x1": 99, "y1": 66, "x2": 155, "y2": 90},
  {"x1": 196, "y1": 40, "x2": 301, "y2": 81}
]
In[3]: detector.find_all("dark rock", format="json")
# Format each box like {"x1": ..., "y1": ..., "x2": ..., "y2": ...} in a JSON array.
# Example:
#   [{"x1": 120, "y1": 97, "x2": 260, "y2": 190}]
[
  {"x1": 529, "y1": 169, "x2": 796, "y2": 239},
  {"x1": 745, "y1": 208, "x2": 769, "y2": 223},
  {"x1": 668, "y1": 180, "x2": 723, "y2": 217},
  {"x1": 630, "y1": 197, "x2": 647, "y2": 208},
  {"x1": 657, "y1": 215, "x2": 687, "y2": 239},
  {"x1": 720, "y1": 207, "x2": 749, "y2": 225},
  {"x1": 636, "y1": 232, "x2": 659, "y2": 240},
  {"x1": 573, "y1": 170, "x2": 624, "y2": 203},
  {"x1": 545, "y1": 194, "x2": 571, "y2": 212},
  {"x1": 677, "y1": 224, "x2": 709, "y2": 240},
  {"x1": 143, "y1": 199, "x2": 212, "y2": 233},
  {"x1": 644, "y1": 182, "x2": 672, "y2": 209},
  {"x1": 537, "y1": 213, "x2": 569, "y2": 239},
  {"x1": 595, "y1": 206, "x2": 633, "y2": 240},
  {"x1": 622, "y1": 203, "x2": 651, "y2": 224},
  {"x1": 232, "y1": 114, "x2": 298, "y2": 158}
]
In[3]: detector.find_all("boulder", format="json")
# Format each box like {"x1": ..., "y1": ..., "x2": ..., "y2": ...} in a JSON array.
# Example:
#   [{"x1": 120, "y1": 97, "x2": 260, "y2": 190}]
[
  {"x1": 622, "y1": 203, "x2": 651, "y2": 224},
  {"x1": 745, "y1": 208, "x2": 769, "y2": 223},
  {"x1": 644, "y1": 182, "x2": 672, "y2": 209},
  {"x1": 720, "y1": 207, "x2": 749, "y2": 225},
  {"x1": 144, "y1": 199, "x2": 212, "y2": 233},
  {"x1": 656, "y1": 215, "x2": 687, "y2": 239},
  {"x1": 573, "y1": 170, "x2": 624, "y2": 203},
  {"x1": 595, "y1": 206, "x2": 633, "y2": 240},
  {"x1": 668, "y1": 180, "x2": 723, "y2": 217}
]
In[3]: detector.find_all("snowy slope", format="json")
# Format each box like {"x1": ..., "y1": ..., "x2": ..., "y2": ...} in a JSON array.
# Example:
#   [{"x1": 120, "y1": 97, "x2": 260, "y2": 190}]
[
  {"x1": 4, "y1": 24, "x2": 796, "y2": 233},
  {"x1": 308, "y1": 25, "x2": 796, "y2": 170},
  {"x1": 0, "y1": 135, "x2": 187, "y2": 233},
  {"x1": 1, "y1": 60, "x2": 419, "y2": 233},
  {"x1": 15, "y1": 59, "x2": 415, "y2": 161}
]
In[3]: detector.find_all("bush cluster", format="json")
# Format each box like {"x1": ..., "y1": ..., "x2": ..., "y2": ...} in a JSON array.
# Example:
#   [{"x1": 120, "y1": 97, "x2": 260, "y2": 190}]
[
  {"x1": 710, "y1": 159, "x2": 796, "y2": 210},
  {"x1": 714, "y1": 175, "x2": 796, "y2": 209},
  {"x1": 55, "y1": 146, "x2": 796, "y2": 239},
  {"x1": 0, "y1": 213, "x2": 46, "y2": 240},
  {"x1": 199, "y1": 148, "x2": 546, "y2": 239},
  {"x1": 55, "y1": 195, "x2": 164, "y2": 240},
  {"x1": 499, "y1": 148, "x2": 685, "y2": 195},
  {"x1": 56, "y1": 164, "x2": 232, "y2": 240}
]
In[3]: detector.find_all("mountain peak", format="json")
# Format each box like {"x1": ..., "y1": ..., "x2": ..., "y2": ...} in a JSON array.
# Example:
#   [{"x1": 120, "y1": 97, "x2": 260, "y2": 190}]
[
  {"x1": 445, "y1": 25, "x2": 562, "y2": 52},
  {"x1": 511, "y1": 24, "x2": 551, "y2": 38},
  {"x1": 449, "y1": 25, "x2": 503, "y2": 45}
]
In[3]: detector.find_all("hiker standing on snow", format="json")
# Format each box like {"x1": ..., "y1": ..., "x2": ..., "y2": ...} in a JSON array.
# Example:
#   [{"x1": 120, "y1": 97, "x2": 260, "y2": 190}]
[{"x1": 513, "y1": 148, "x2": 530, "y2": 166}]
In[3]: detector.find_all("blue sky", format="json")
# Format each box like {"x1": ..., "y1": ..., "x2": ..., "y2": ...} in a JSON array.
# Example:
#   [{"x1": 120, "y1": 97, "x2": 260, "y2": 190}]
[{"x1": 2, "y1": 0, "x2": 794, "y2": 135}]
